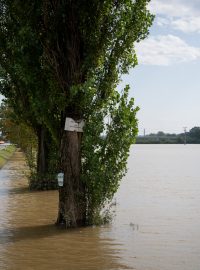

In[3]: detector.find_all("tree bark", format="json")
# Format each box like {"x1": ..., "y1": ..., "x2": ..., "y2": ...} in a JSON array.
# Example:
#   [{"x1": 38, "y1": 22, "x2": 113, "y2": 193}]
[
  {"x1": 56, "y1": 129, "x2": 86, "y2": 228},
  {"x1": 37, "y1": 125, "x2": 49, "y2": 175},
  {"x1": 42, "y1": 1, "x2": 86, "y2": 226}
]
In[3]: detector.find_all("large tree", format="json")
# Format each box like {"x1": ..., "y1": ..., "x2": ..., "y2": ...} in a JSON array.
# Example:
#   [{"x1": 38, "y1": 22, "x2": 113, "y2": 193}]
[
  {"x1": 0, "y1": 0, "x2": 59, "y2": 189},
  {"x1": 0, "y1": 0, "x2": 154, "y2": 227},
  {"x1": 41, "y1": 0, "x2": 153, "y2": 227}
]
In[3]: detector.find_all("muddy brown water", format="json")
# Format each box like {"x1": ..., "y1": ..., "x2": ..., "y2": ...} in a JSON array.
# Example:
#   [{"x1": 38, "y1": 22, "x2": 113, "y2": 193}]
[{"x1": 0, "y1": 145, "x2": 200, "y2": 270}]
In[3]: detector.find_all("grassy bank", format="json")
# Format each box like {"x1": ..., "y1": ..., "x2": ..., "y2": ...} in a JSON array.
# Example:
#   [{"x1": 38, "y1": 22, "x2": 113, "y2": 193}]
[{"x1": 0, "y1": 145, "x2": 16, "y2": 169}]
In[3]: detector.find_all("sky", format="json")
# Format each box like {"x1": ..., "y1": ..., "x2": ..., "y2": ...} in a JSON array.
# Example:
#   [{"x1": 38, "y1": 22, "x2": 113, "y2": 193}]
[{"x1": 121, "y1": 0, "x2": 200, "y2": 135}]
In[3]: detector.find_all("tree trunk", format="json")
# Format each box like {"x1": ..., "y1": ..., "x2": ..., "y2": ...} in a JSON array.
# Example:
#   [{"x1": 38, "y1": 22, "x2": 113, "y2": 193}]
[
  {"x1": 56, "y1": 129, "x2": 86, "y2": 228},
  {"x1": 37, "y1": 125, "x2": 49, "y2": 175},
  {"x1": 29, "y1": 125, "x2": 58, "y2": 190},
  {"x1": 42, "y1": 1, "x2": 86, "y2": 226}
]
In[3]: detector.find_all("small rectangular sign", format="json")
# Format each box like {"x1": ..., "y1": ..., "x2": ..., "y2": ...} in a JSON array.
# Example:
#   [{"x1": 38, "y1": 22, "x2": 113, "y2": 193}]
[
  {"x1": 57, "y1": 172, "x2": 64, "y2": 187},
  {"x1": 64, "y1": 117, "x2": 85, "y2": 132}
]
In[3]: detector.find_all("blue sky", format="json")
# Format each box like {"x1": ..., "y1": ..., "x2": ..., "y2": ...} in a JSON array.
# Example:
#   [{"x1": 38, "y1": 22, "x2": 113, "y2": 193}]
[{"x1": 122, "y1": 0, "x2": 200, "y2": 135}]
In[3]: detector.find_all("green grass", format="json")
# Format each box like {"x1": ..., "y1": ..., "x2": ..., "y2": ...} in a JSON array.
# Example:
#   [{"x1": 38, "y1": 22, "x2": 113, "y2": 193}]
[{"x1": 0, "y1": 145, "x2": 16, "y2": 169}]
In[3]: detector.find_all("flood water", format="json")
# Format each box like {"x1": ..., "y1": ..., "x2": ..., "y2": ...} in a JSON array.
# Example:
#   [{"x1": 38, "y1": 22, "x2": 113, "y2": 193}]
[{"x1": 0, "y1": 145, "x2": 200, "y2": 270}]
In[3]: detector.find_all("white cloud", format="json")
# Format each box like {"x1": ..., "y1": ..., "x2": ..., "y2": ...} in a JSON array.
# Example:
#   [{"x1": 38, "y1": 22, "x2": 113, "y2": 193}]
[
  {"x1": 156, "y1": 16, "x2": 200, "y2": 33},
  {"x1": 139, "y1": 1, "x2": 200, "y2": 65},
  {"x1": 156, "y1": 17, "x2": 171, "y2": 27},
  {"x1": 172, "y1": 17, "x2": 200, "y2": 33},
  {"x1": 135, "y1": 35, "x2": 200, "y2": 66},
  {"x1": 149, "y1": 0, "x2": 200, "y2": 33},
  {"x1": 149, "y1": 1, "x2": 190, "y2": 17},
  {"x1": 149, "y1": 0, "x2": 200, "y2": 17}
]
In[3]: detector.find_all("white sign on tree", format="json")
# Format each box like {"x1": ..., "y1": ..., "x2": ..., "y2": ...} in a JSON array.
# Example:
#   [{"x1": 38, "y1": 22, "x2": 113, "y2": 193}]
[{"x1": 64, "y1": 117, "x2": 85, "y2": 132}]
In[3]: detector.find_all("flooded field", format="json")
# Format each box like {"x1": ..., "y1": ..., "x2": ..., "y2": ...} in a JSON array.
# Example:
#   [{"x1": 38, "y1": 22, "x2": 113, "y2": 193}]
[{"x1": 0, "y1": 145, "x2": 200, "y2": 270}]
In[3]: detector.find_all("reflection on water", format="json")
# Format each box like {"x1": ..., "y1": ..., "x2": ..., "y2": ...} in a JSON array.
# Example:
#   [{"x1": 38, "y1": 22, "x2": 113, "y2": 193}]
[{"x1": 0, "y1": 146, "x2": 200, "y2": 270}]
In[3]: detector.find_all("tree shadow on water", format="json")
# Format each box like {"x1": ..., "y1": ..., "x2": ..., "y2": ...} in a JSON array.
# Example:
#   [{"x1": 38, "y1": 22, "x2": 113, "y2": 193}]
[
  {"x1": 0, "y1": 223, "x2": 73, "y2": 245},
  {"x1": 0, "y1": 187, "x2": 29, "y2": 198}
]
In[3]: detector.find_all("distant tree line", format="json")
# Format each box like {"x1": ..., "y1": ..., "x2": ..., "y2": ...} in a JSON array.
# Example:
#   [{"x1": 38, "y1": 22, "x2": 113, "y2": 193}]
[{"x1": 136, "y1": 127, "x2": 200, "y2": 144}]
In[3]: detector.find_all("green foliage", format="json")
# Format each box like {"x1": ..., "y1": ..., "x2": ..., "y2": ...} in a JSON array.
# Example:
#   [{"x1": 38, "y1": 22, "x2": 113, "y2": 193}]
[
  {"x1": 42, "y1": 0, "x2": 154, "y2": 110},
  {"x1": 188, "y1": 127, "x2": 200, "y2": 143},
  {"x1": 0, "y1": 102, "x2": 59, "y2": 189},
  {"x1": 0, "y1": 144, "x2": 16, "y2": 169},
  {"x1": 0, "y1": 101, "x2": 37, "y2": 167},
  {"x1": 0, "y1": 0, "x2": 60, "y2": 143},
  {"x1": 79, "y1": 0, "x2": 154, "y2": 76},
  {"x1": 0, "y1": 1, "x2": 60, "y2": 190},
  {"x1": 82, "y1": 85, "x2": 139, "y2": 223},
  {"x1": 28, "y1": 172, "x2": 58, "y2": 191}
]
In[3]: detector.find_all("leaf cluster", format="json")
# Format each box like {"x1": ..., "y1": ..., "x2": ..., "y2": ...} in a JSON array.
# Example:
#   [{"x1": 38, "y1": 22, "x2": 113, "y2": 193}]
[{"x1": 81, "y1": 85, "x2": 139, "y2": 223}]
